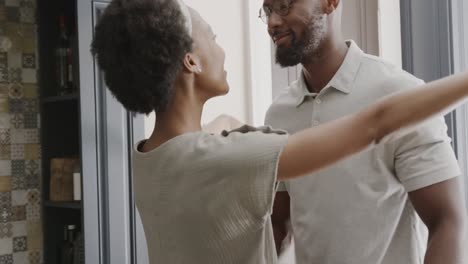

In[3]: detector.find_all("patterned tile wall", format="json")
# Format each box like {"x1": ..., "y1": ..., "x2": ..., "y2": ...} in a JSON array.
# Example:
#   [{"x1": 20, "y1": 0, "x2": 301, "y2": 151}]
[{"x1": 0, "y1": 0, "x2": 43, "y2": 263}]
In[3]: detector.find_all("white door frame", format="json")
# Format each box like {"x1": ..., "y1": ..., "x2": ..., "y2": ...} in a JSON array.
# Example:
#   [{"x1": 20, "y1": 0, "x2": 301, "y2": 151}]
[{"x1": 245, "y1": 0, "x2": 274, "y2": 125}]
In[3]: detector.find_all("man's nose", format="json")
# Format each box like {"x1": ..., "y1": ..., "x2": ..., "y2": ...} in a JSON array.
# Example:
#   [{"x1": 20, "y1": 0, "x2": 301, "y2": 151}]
[{"x1": 268, "y1": 11, "x2": 284, "y2": 29}]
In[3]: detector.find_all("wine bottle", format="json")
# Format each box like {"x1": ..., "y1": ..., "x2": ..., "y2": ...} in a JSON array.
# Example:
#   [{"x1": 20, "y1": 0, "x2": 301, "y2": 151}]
[
  {"x1": 55, "y1": 15, "x2": 72, "y2": 95},
  {"x1": 73, "y1": 231, "x2": 84, "y2": 264},
  {"x1": 61, "y1": 225, "x2": 76, "y2": 264}
]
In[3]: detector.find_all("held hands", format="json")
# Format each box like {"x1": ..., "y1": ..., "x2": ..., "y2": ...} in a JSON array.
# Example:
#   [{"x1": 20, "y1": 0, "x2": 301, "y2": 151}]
[
  {"x1": 202, "y1": 114, "x2": 244, "y2": 134},
  {"x1": 221, "y1": 124, "x2": 287, "y2": 137},
  {"x1": 202, "y1": 114, "x2": 288, "y2": 136}
]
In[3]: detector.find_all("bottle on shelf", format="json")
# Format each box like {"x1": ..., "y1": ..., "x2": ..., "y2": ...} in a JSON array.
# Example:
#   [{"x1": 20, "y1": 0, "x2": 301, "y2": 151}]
[
  {"x1": 55, "y1": 15, "x2": 75, "y2": 95},
  {"x1": 60, "y1": 225, "x2": 76, "y2": 264},
  {"x1": 73, "y1": 230, "x2": 84, "y2": 264}
]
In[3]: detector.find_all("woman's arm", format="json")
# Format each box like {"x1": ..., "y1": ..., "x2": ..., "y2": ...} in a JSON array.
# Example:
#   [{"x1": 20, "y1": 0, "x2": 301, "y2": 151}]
[{"x1": 277, "y1": 73, "x2": 468, "y2": 181}]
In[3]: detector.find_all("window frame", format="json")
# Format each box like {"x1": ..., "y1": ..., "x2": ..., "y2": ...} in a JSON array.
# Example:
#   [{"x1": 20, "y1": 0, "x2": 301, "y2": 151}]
[{"x1": 450, "y1": 0, "x2": 468, "y2": 206}]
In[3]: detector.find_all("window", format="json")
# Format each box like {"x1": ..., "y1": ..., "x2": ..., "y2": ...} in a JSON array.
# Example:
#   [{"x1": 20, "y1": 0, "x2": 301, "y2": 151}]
[{"x1": 401, "y1": 0, "x2": 468, "y2": 206}]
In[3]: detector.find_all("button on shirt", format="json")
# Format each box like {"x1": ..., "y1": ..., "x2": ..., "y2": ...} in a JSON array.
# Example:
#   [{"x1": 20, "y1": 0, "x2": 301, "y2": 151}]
[{"x1": 265, "y1": 41, "x2": 461, "y2": 264}]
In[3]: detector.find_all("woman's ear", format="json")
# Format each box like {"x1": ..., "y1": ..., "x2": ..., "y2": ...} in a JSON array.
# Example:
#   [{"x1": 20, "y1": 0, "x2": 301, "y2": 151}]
[
  {"x1": 323, "y1": 0, "x2": 340, "y2": 14},
  {"x1": 183, "y1": 53, "x2": 203, "y2": 74}
]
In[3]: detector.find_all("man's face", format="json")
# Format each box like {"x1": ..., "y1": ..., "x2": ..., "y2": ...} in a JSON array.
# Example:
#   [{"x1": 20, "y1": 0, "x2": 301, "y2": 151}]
[{"x1": 263, "y1": 0, "x2": 328, "y2": 67}]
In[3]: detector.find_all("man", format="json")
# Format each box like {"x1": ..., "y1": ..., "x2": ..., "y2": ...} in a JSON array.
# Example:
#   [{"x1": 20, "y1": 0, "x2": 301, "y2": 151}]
[{"x1": 262, "y1": 0, "x2": 467, "y2": 263}]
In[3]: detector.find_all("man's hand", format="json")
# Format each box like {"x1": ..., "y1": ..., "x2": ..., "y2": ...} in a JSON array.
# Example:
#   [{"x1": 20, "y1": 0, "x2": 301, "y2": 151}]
[
  {"x1": 221, "y1": 124, "x2": 287, "y2": 137},
  {"x1": 202, "y1": 114, "x2": 243, "y2": 134}
]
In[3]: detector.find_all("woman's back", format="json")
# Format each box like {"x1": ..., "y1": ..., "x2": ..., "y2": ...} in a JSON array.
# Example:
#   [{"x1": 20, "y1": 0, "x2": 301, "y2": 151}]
[{"x1": 134, "y1": 131, "x2": 288, "y2": 264}]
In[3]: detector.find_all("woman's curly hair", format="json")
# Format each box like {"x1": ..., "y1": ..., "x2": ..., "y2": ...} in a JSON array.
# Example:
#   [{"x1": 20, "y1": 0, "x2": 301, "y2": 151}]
[{"x1": 91, "y1": 0, "x2": 193, "y2": 114}]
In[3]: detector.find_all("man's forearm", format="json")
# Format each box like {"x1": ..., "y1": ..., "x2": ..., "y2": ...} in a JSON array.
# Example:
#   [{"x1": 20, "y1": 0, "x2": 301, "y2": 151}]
[{"x1": 424, "y1": 220, "x2": 467, "y2": 264}]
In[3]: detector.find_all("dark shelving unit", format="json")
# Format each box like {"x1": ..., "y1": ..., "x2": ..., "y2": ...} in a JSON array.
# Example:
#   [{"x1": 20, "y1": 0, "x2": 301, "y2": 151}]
[
  {"x1": 41, "y1": 94, "x2": 79, "y2": 104},
  {"x1": 37, "y1": 0, "x2": 83, "y2": 263},
  {"x1": 35, "y1": 1, "x2": 145, "y2": 262},
  {"x1": 44, "y1": 201, "x2": 82, "y2": 210}
]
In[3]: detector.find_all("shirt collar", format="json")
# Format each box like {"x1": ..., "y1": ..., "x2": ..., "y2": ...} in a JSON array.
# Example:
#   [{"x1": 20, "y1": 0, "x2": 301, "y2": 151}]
[{"x1": 293, "y1": 40, "x2": 363, "y2": 107}]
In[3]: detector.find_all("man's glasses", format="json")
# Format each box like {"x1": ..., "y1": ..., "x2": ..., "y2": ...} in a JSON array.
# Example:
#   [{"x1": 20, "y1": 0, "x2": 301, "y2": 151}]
[{"x1": 258, "y1": 0, "x2": 293, "y2": 24}]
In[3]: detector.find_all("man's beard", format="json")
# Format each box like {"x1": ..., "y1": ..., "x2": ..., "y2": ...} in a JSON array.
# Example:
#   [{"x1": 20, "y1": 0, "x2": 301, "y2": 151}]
[{"x1": 275, "y1": 14, "x2": 327, "y2": 67}]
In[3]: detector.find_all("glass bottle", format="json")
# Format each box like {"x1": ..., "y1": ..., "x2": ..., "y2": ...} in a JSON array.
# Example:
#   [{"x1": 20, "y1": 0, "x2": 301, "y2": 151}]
[
  {"x1": 56, "y1": 15, "x2": 73, "y2": 95},
  {"x1": 61, "y1": 225, "x2": 76, "y2": 264}
]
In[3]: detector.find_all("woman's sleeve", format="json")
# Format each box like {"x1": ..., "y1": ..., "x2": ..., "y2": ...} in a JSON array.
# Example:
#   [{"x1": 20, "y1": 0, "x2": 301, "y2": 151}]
[{"x1": 221, "y1": 130, "x2": 289, "y2": 219}]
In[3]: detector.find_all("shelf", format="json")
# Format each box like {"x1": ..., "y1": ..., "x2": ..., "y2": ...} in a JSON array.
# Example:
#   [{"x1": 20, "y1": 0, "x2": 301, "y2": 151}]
[
  {"x1": 44, "y1": 201, "x2": 82, "y2": 210},
  {"x1": 41, "y1": 94, "x2": 79, "y2": 104}
]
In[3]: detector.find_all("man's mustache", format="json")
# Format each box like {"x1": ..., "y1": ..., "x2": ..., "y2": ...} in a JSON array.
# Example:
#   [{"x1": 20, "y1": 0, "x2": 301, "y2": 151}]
[{"x1": 271, "y1": 30, "x2": 294, "y2": 44}]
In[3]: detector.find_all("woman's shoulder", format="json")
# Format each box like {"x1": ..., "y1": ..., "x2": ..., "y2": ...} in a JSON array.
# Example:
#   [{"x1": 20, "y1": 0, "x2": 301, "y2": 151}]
[{"x1": 133, "y1": 128, "x2": 288, "y2": 164}]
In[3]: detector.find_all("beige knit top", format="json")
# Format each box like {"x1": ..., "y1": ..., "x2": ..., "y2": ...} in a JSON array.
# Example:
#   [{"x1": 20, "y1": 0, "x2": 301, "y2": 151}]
[{"x1": 133, "y1": 130, "x2": 288, "y2": 264}]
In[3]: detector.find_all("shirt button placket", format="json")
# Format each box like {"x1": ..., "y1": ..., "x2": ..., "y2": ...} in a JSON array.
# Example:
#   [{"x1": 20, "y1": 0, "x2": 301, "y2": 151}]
[{"x1": 311, "y1": 96, "x2": 321, "y2": 127}]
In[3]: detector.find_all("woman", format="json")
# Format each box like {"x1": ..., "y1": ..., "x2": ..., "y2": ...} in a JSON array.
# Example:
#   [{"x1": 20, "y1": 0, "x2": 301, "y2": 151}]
[{"x1": 91, "y1": 0, "x2": 468, "y2": 263}]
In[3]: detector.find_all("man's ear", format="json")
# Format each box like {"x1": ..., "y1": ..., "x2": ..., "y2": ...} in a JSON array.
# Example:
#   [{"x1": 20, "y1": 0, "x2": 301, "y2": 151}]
[{"x1": 183, "y1": 53, "x2": 202, "y2": 74}]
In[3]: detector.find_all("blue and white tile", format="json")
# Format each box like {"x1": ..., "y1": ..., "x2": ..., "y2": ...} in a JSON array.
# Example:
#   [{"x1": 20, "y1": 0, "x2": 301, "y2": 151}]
[
  {"x1": 23, "y1": 113, "x2": 36, "y2": 129},
  {"x1": 6, "y1": 52, "x2": 21, "y2": 69},
  {"x1": 0, "y1": 129, "x2": 10, "y2": 144},
  {"x1": 9, "y1": 114, "x2": 23, "y2": 129},
  {"x1": 0, "y1": 113, "x2": 10, "y2": 128},
  {"x1": 26, "y1": 189, "x2": 38, "y2": 205},
  {"x1": 8, "y1": 82, "x2": 23, "y2": 99},
  {"x1": 8, "y1": 68, "x2": 21, "y2": 83},
  {"x1": 24, "y1": 129, "x2": 38, "y2": 143},
  {"x1": 10, "y1": 206, "x2": 25, "y2": 221},
  {"x1": 21, "y1": 53, "x2": 35, "y2": 69},
  {"x1": 0, "y1": 238, "x2": 12, "y2": 255},
  {"x1": 26, "y1": 202, "x2": 39, "y2": 220},
  {"x1": 0, "y1": 223, "x2": 13, "y2": 238},
  {"x1": 4, "y1": 0, "x2": 19, "y2": 7},
  {"x1": 0, "y1": 160, "x2": 11, "y2": 176},
  {"x1": 28, "y1": 250, "x2": 40, "y2": 264},
  {"x1": 0, "y1": 68, "x2": 8, "y2": 84},
  {"x1": 19, "y1": 5, "x2": 34, "y2": 24},
  {"x1": 11, "y1": 190, "x2": 26, "y2": 206},
  {"x1": 11, "y1": 221, "x2": 26, "y2": 237},
  {"x1": 10, "y1": 129, "x2": 25, "y2": 144},
  {"x1": 13, "y1": 236, "x2": 27, "y2": 252},
  {"x1": 0, "y1": 253, "x2": 13, "y2": 264},
  {"x1": 8, "y1": 99, "x2": 23, "y2": 113},
  {"x1": 13, "y1": 251, "x2": 28, "y2": 263},
  {"x1": 21, "y1": 68, "x2": 35, "y2": 84},
  {"x1": 23, "y1": 99, "x2": 38, "y2": 113},
  {"x1": 11, "y1": 175, "x2": 25, "y2": 190},
  {"x1": 10, "y1": 144, "x2": 24, "y2": 160}
]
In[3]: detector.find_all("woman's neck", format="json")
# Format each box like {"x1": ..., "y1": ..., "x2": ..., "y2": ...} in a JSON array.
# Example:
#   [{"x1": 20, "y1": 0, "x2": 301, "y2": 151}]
[{"x1": 141, "y1": 87, "x2": 205, "y2": 152}]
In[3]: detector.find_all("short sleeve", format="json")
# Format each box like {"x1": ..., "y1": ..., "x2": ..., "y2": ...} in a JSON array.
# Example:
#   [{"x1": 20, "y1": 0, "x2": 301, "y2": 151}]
[
  {"x1": 220, "y1": 130, "x2": 289, "y2": 218},
  {"x1": 392, "y1": 116, "x2": 461, "y2": 192}
]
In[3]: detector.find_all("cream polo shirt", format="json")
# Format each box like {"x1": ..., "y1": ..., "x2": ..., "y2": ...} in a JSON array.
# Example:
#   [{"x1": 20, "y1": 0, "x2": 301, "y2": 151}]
[
  {"x1": 134, "y1": 130, "x2": 288, "y2": 264},
  {"x1": 265, "y1": 41, "x2": 461, "y2": 264}
]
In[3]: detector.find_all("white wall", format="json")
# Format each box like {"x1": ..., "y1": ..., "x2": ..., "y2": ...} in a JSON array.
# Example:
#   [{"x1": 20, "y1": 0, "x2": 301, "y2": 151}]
[
  {"x1": 342, "y1": 0, "x2": 379, "y2": 56},
  {"x1": 145, "y1": 0, "x2": 267, "y2": 137},
  {"x1": 144, "y1": 0, "x2": 403, "y2": 138},
  {"x1": 341, "y1": 0, "x2": 402, "y2": 64},
  {"x1": 378, "y1": 0, "x2": 402, "y2": 67},
  {"x1": 186, "y1": 0, "x2": 250, "y2": 125}
]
